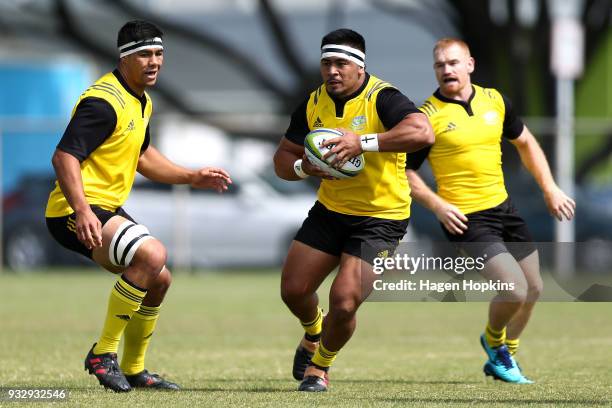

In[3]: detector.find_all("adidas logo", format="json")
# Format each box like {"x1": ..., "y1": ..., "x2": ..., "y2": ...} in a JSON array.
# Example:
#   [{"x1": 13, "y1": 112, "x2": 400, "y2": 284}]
[
  {"x1": 126, "y1": 120, "x2": 135, "y2": 132},
  {"x1": 313, "y1": 117, "x2": 324, "y2": 128},
  {"x1": 116, "y1": 314, "x2": 131, "y2": 321},
  {"x1": 442, "y1": 122, "x2": 457, "y2": 133},
  {"x1": 377, "y1": 250, "x2": 389, "y2": 259}
]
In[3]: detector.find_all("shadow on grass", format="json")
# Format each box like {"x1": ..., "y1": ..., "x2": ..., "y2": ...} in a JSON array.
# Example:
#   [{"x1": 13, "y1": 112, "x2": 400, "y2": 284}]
[
  {"x1": 334, "y1": 379, "x2": 480, "y2": 385},
  {"x1": 178, "y1": 387, "x2": 293, "y2": 393},
  {"x1": 10, "y1": 384, "x2": 611, "y2": 404},
  {"x1": 377, "y1": 398, "x2": 610, "y2": 406},
  {"x1": 166, "y1": 378, "x2": 482, "y2": 392},
  {"x1": 195, "y1": 378, "x2": 480, "y2": 385}
]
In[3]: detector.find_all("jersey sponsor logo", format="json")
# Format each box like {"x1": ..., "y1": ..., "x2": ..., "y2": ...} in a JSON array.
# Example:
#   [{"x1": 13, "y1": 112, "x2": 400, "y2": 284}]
[
  {"x1": 351, "y1": 115, "x2": 366, "y2": 131},
  {"x1": 483, "y1": 111, "x2": 499, "y2": 125},
  {"x1": 441, "y1": 122, "x2": 457, "y2": 134},
  {"x1": 313, "y1": 117, "x2": 324, "y2": 128}
]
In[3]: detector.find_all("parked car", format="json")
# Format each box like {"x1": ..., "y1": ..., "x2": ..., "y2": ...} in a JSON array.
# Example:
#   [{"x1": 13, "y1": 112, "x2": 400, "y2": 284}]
[
  {"x1": 124, "y1": 169, "x2": 315, "y2": 268},
  {"x1": 3, "y1": 170, "x2": 316, "y2": 271},
  {"x1": 407, "y1": 170, "x2": 612, "y2": 271},
  {"x1": 2, "y1": 174, "x2": 93, "y2": 271},
  {"x1": 408, "y1": 169, "x2": 612, "y2": 243}
]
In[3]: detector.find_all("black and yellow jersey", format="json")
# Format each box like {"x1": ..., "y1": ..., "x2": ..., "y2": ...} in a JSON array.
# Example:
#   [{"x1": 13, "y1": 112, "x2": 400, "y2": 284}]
[
  {"x1": 285, "y1": 73, "x2": 420, "y2": 220},
  {"x1": 45, "y1": 70, "x2": 152, "y2": 217},
  {"x1": 407, "y1": 85, "x2": 524, "y2": 214}
]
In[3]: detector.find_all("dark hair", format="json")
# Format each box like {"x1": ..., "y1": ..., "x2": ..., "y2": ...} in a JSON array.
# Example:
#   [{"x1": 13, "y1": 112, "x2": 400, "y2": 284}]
[
  {"x1": 117, "y1": 20, "x2": 163, "y2": 47},
  {"x1": 321, "y1": 28, "x2": 365, "y2": 53}
]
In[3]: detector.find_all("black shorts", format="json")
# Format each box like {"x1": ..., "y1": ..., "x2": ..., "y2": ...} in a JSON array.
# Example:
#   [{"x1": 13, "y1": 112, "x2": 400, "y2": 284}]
[
  {"x1": 46, "y1": 205, "x2": 135, "y2": 260},
  {"x1": 294, "y1": 201, "x2": 410, "y2": 264},
  {"x1": 442, "y1": 197, "x2": 536, "y2": 262}
]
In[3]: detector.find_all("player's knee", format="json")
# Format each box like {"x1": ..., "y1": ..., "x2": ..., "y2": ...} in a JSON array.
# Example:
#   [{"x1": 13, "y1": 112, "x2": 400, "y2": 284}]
[
  {"x1": 526, "y1": 277, "x2": 543, "y2": 302},
  {"x1": 132, "y1": 240, "x2": 167, "y2": 278},
  {"x1": 280, "y1": 287, "x2": 293, "y2": 306},
  {"x1": 149, "y1": 267, "x2": 172, "y2": 297},
  {"x1": 329, "y1": 293, "x2": 360, "y2": 322},
  {"x1": 280, "y1": 282, "x2": 308, "y2": 307},
  {"x1": 502, "y1": 280, "x2": 528, "y2": 303}
]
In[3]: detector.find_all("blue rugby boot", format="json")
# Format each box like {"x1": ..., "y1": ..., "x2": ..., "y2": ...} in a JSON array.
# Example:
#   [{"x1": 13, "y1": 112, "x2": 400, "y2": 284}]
[
  {"x1": 480, "y1": 335, "x2": 533, "y2": 384},
  {"x1": 514, "y1": 360, "x2": 534, "y2": 383},
  {"x1": 483, "y1": 361, "x2": 534, "y2": 384}
]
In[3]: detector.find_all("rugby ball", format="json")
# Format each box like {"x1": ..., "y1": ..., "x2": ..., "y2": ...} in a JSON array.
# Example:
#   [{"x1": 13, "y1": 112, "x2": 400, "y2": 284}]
[{"x1": 304, "y1": 128, "x2": 365, "y2": 179}]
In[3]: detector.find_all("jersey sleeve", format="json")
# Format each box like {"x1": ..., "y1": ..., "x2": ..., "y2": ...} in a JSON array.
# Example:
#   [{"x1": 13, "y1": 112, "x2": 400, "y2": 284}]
[
  {"x1": 57, "y1": 97, "x2": 117, "y2": 162},
  {"x1": 284, "y1": 96, "x2": 310, "y2": 145},
  {"x1": 501, "y1": 94, "x2": 524, "y2": 140},
  {"x1": 141, "y1": 125, "x2": 151, "y2": 153},
  {"x1": 405, "y1": 146, "x2": 431, "y2": 170},
  {"x1": 376, "y1": 88, "x2": 421, "y2": 130}
]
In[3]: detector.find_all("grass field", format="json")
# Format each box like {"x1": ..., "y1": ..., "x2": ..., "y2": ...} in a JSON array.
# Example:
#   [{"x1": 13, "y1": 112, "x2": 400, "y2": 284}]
[{"x1": 1, "y1": 269, "x2": 611, "y2": 407}]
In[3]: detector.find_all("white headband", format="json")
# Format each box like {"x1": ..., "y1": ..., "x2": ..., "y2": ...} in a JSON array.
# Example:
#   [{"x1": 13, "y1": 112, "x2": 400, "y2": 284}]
[
  {"x1": 321, "y1": 44, "x2": 365, "y2": 67},
  {"x1": 118, "y1": 37, "x2": 163, "y2": 58}
]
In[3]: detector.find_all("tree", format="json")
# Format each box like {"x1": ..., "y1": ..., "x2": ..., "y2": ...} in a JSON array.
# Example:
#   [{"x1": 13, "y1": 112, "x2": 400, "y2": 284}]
[{"x1": 446, "y1": 0, "x2": 612, "y2": 181}]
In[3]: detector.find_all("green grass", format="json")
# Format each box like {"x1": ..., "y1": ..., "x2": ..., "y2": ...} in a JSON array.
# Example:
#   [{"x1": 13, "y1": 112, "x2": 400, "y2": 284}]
[{"x1": 1, "y1": 269, "x2": 611, "y2": 407}]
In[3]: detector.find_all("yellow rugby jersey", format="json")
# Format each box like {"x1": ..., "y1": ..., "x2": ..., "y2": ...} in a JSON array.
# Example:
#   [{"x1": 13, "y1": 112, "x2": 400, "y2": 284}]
[
  {"x1": 304, "y1": 74, "x2": 412, "y2": 220},
  {"x1": 46, "y1": 70, "x2": 152, "y2": 217},
  {"x1": 410, "y1": 85, "x2": 524, "y2": 214}
]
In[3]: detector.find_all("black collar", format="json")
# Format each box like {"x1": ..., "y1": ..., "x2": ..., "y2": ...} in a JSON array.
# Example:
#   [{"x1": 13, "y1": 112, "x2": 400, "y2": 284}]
[
  {"x1": 329, "y1": 72, "x2": 370, "y2": 103},
  {"x1": 434, "y1": 85, "x2": 476, "y2": 116},
  {"x1": 329, "y1": 73, "x2": 370, "y2": 118},
  {"x1": 113, "y1": 69, "x2": 147, "y2": 103}
]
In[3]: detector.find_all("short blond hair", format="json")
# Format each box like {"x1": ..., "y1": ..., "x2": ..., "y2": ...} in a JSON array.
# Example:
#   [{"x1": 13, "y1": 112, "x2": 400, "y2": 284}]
[{"x1": 433, "y1": 38, "x2": 471, "y2": 56}]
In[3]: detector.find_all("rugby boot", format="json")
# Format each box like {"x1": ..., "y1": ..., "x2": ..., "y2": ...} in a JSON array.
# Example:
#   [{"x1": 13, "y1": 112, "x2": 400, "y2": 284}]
[
  {"x1": 292, "y1": 336, "x2": 318, "y2": 380},
  {"x1": 480, "y1": 335, "x2": 533, "y2": 384},
  {"x1": 125, "y1": 369, "x2": 181, "y2": 390},
  {"x1": 298, "y1": 365, "x2": 329, "y2": 392},
  {"x1": 84, "y1": 343, "x2": 131, "y2": 392}
]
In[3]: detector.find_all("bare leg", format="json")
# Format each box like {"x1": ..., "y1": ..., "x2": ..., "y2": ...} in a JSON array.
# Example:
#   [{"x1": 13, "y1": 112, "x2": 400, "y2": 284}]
[
  {"x1": 481, "y1": 252, "x2": 529, "y2": 331},
  {"x1": 506, "y1": 251, "x2": 542, "y2": 339},
  {"x1": 321, "y1": 254, "x2": 374, "y2": 351},
  {"x1": 280, "y1": 241, "x2": 339, "y2": 322}
]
